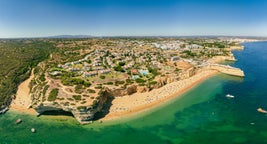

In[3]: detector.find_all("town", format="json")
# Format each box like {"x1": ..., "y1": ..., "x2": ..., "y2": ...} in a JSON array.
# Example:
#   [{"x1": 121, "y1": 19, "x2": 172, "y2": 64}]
[{"x1": 23, "y1": 37, "x2": 246, "y2": 123}]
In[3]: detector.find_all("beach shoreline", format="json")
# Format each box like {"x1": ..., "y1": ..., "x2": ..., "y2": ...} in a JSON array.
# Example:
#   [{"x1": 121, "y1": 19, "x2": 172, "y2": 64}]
[{"x1": 100, "y1": 70, "x2": 218, "y2": 122}]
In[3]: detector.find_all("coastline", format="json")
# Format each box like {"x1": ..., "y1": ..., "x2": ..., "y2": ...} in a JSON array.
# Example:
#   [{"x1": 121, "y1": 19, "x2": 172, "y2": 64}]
[
  {"x1": 100, "y1": 70, "x2": 218, "y2": 122},
  {"x1": 10, "y1": 69, "x2": 219, "y2": 122}
]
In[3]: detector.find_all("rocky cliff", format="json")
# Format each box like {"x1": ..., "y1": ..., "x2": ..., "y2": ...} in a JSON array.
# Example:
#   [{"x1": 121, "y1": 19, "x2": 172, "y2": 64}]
[{"x1": 34, "y1": 88, "x2": 110, "y2": 124}]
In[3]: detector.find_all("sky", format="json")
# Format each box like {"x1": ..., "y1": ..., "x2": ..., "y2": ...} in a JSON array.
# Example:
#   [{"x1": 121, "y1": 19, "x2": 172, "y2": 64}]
[{"x1": 0, "y1": 0, "x2": 267, "y2": 38}]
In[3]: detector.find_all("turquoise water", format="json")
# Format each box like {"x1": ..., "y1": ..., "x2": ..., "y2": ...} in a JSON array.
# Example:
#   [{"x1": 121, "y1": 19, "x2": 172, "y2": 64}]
[{"x1": 1, "y1": 41, "x2": 267, "y2": 143}]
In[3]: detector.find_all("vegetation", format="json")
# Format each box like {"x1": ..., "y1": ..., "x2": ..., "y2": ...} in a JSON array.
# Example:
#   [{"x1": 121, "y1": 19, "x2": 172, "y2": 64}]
[
  {"x1": 115, "y1": 80, "x2": 125, "y2": 85},
  {"x1": 147, "y1": 66, "x2": 160, "y2": 76},
  {"x1": 135, "y1": 78, "x2": 146, "y2": 83},
  {"x1": 118, "y1": 62, "x2": 126, "y2": 66},
  {"x1": 48, "y1": 88, "x2": 59, "y2": 101},
  {"x1": 61, "y1": 76, "x2": 91, "y2": 87},
  {"x1": 75, "y1": 85, "x2": 84, "y2": 94},
  {"x1": 113, "y1": 65, "x2": 125, "y2": 72},
  {"x1": 87, "y1": 89, "x2": 96, "y2": 93},
  {"x1": 105, "y1": 82, "x2": 113, "y2": 85},
  {"x1": 181, "y1": 50, "x2": 197, "y2": 58},
  {"x1": 149, "y1": 81, "x2": 157, "y2": 85},
  {"x1": 42, "y1": 85, "x2": 50, "y2": 97},
  {"x1": 100, "y1": 75, "x2": 106, "y2": 79},
  {"x1": 0, "y1": 39, "x2": 54, "y2": 107},
  {"x1": 126, "y1": 79, "x2": 134, "y2": 84},
  {"x1": 72, "y1": 95, "x2": 82, "y2": 101}
]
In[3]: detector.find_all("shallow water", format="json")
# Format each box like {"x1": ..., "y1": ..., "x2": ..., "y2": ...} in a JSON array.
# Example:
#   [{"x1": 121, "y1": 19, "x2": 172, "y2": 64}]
[{"x1": 1, "y1": 41, "x2": 267, "y2": 144}]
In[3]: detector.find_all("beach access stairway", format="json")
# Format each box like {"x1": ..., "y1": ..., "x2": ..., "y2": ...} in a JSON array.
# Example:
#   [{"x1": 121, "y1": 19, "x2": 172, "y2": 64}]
[{"x1": 198, "y1": 63, "x2": 245, "y2": 77}]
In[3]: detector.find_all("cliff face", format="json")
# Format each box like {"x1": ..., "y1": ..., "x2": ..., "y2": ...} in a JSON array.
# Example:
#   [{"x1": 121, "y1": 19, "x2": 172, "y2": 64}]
[
  {"x1": 72, "y1": 89, "x2": 110, "y2": 123},
  {"x1": 34, "y1": 88, "x2": 110, "y2": 124},
  {"x1": 110, "y1": 85, "x2": 137, "y2": 96}
]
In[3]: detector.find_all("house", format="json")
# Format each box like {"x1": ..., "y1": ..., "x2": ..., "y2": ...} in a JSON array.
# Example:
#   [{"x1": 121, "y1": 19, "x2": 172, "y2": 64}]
[
  {"x1": 84, "y1": 71, "x2": 98, "y2": 77},
  {"x1": 99, "y1": 69, "x2": 111, "y2": 74},
  {"x1": 186, "y1": 44, "x2": 203, "y2": 49},
  {"x1": 93, "y1": 66, "x2": 104, "y2": 71},
  {"x1": 69, "y1": 68, "x2": 80, "y2": 72},
  {"x1": 49, "y1": 71, "x2": 62, "y2": 76}
]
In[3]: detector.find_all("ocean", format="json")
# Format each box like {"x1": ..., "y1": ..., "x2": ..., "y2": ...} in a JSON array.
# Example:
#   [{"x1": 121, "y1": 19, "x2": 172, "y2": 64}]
[{"x1": 1, "y1": 41, "x2": 267, "y2": 144}]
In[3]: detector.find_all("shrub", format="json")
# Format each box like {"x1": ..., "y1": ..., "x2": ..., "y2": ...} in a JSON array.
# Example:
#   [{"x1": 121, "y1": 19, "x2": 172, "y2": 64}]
[
  {"x1": 72, "y1": 95, "x2": 81, "y2": 101},
  {"x1": 148, "y1": 67, "x2": 160, "y2": 76},
  {"x1": 43, "y1": 85, "x2": 49, "y2": 96},
  {"x1": 48, "y1": 88, "x2": 59, "y2": 101},
  {"x1": 118, "y1": 62, "x2": 126, "y2": 66},
  {"x1": 126, "y1": 79, "x2": 133, "y2": 84},
  {"x1": 135, "y1": 78, "x2": 146, "y2": 83},
  {"x1": 67, "y1": 98, "x2": 74, "y2": 101},
  {"x1": 113, "y1": 65, "x2": 125, "y2": 72},
  {"x1": 84, "y1": 81, "x2": 91, "y2": 87},
  {"x1": 57, "y1": 97, "x2": 64, "y2": 100},
  {"x1": 75, "y1": 85, "x2": 84, "y2": 94},
  {"x1": 115, "y1": 80, "x2": 125, "y2": 85},
  {"x1": 105, "y1": 82, "x2": 113, "y2": 85},
  {"x1": 100, "y1": 75, "x2": 105, "y2": 79},
  {"x1": 149, "y1": 81, "x2": 157, "y2": 85},
  {"x1": 80, "y1": 101, "x2": 86, "y2": 104},
  {"x1": 40, "y1": 73, "x2": 46, "y2": 82},
  {"x1": 95, "y1": 86, "x2": 102, "y2": 89},
  {"x1": 87, "y1": 89, "x2": 96, "y2": 93}
]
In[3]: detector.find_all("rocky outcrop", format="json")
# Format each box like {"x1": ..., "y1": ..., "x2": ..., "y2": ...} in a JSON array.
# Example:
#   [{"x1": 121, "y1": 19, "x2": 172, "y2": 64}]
[
  {"x1": 33, "y1": 88, "x2": 110, "y2": 124},
  {"x1": 108, "y1": 85, "x2": 137, "y2": 96},
  {"x1": 0, "y1": 106, "x2": 9, "y2": 114},
  {"x1": 137, "y1": 86, "x2": 149, "y2": 93},
  {"x1": 203, "y1": 64, "x2": 245, "y2": 77},
  {"x1": 126, "y1": 85, "x2": 137, "y2": 95},
  {"x1": 72, "y1": 89, "x2": 110, "y2": 123}
]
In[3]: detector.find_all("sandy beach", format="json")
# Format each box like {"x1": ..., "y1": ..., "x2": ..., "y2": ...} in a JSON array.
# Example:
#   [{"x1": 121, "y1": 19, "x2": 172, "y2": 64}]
[
  {"x1": 9, "y1": 72, "x2": 37, "y2": 115},
  {"x1": 101, "y1": 69, "x2": 218, "y2": 121}
]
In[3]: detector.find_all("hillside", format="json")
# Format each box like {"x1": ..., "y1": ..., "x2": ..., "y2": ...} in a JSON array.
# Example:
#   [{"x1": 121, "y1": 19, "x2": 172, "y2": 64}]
[{"x1": 0, "y1": 39, "x2": 54, "y2": 110}]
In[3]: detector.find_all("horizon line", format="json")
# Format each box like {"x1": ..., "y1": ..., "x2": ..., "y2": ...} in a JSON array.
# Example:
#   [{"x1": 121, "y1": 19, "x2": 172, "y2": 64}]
[{"x1": 1, "y1": 34, "x2": 267, "y2": 39}]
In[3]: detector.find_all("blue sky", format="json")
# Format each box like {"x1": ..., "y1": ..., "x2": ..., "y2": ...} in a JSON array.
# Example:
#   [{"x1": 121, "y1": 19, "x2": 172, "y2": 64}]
[{"x1": 0, "y1": 0, "x2": 267, "y2": 38}]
